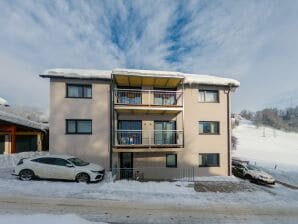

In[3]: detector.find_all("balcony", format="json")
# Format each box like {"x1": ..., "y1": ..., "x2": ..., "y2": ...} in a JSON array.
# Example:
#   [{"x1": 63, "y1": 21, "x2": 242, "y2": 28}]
[
  {"x1": 114, "y1": 89, "x2": 183, "y2": 114},
  {"x1": 113, "y1": 130, "x2": 184, "y2": 152}
]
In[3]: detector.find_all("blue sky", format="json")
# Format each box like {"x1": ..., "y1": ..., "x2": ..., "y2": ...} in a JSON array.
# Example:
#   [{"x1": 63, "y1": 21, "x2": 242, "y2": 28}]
[{"x1": 1, "y1": 0, "x2": 298, "y2": 112}]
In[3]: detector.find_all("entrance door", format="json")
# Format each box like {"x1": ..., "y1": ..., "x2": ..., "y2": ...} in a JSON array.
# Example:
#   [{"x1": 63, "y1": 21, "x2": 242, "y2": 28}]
[
  {"x1": 120, "y1": 152, "x2": 133, "y2": 179},
  {"x1": 154, "y1": 121, "x2": 176, "y2": 145},
  {"x1": 0, "y1": 135, "x2": 4, "y2": 154}
]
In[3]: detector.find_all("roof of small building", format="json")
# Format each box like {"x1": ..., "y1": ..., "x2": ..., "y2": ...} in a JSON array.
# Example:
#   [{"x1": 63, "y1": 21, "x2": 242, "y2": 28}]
[
  {"x1": 40, "y1": 68, "x2": 240, "y2": 87},
  {"x1": 0, "y1": 110, "x2": 48, "y2": 131}
]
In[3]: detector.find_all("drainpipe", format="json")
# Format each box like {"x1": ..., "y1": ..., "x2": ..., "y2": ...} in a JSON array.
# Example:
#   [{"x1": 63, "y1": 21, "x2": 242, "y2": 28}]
[
  {"x1": 109, "y1": 74, "x2": 114, "y2": 171},
  {"x1": 226, "y1": 85, "x2": 233, "y2": 176}
]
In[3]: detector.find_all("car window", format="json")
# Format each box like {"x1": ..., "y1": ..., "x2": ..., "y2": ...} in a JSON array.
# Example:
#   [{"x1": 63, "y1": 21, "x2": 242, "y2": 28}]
[
  {"x1": 32, "y1": 157, "x2": 55, "y2": 164},
  {"x1": 247, "y1": 164, "x2": 260, "y2": 171},
  {"x1": 32, "y1": 157, "x2": 71, "y2": 166},
  {"x1": 52, "y1": 158, "x2": 71, "y2": 166},
  {"x1": 68, "y1": 157, "x2": 89, "y2": 166}
]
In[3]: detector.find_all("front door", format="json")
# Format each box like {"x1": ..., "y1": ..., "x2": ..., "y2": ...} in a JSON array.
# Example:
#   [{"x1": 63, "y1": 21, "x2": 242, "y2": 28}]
[
  {"x1": 120, "y1": 152, "x2": 133, "y2": 179},
  {"x1": 0, "y1": 135, "x2": 4, "y2": 154}
]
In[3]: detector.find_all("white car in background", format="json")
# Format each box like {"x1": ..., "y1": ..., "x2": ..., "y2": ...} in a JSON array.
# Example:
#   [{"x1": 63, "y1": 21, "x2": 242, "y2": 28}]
[{"x1": 13, "y1": 155, "x2": 105, "y2": 183}]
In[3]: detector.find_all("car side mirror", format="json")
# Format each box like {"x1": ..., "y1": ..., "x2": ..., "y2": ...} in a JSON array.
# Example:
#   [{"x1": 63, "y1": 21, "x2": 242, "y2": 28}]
[{"x1": 66, "y1": 163, "x2": 74, "y2": 168}]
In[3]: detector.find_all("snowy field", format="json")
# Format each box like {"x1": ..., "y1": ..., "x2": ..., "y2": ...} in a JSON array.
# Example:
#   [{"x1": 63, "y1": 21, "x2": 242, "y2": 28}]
[{"x1": 233, "y1": 119, "x2": 298, "y2": 185}]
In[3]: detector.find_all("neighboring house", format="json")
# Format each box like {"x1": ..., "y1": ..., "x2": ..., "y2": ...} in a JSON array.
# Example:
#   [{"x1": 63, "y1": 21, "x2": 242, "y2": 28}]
[
  {"x1": 0, "y1": 109, "x2": 48, "y2": 154},
  {"x1": 40, "y1": 68, "x2": 239, "y2": 179}
]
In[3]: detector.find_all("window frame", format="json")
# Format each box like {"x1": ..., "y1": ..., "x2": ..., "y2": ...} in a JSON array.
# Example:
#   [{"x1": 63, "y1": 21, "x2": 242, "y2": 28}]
[
  {"x1": 198, "y1": 89, "x2": 219, "y2": 103},
  {"x1": 166, "y1": 153, "x2": 177, "y2": 168},
  {"x1": 66, "y1": 84, "x2": 92, "y2": 99},
  {"x1": 198, "y1": 153, "x2": 220, "y2": 167},
  {"x1": 198, "y1": 121, "x2": 220, "y2": 135},
  {"x1": 66, "y1": 119, "x2": 92, "y2": 135}
]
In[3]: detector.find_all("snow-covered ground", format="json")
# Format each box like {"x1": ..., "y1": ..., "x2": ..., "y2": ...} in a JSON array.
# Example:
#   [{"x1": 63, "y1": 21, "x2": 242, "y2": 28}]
[
  {"x1": 0, "y1": 214, "x2": 106, "y2": 224},
  {"x1": 0, "y1": 166, "x2": 297, "y2": 208},
  {"x1": 233, "y1": 119, "x2": 298, "y2": 185}
]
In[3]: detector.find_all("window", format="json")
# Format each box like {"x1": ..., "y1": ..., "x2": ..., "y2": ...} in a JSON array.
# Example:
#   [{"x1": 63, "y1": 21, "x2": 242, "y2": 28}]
[
  {"x1": 199, "y1": 153, "x2": 219, "y2": 167},
  {"x1": 66, "y1": 84, "x2": 92, "y2": 98},
  {"x1": 166, "y1": 154, "x2": 177, "y2": 168},
  {"x1": 52, "y1": 158, "x2": 71, "y2": 166},
  {"x1": 66, "y1": 119, "x2": 92, "y2": 134},
  {"x1": 199, "y1": 90, "x2": 219, "y2": 102},
  {"x1": 154, "y1": 121, "x2": 176, "y2": 144},
  {"x1": 32, "y1": 157, "x2": 71, "y2": 166},
  {"x1": 32, "y1": 157, "x2": 54, "y2": 164},
  {"x1": 199, "y1": 121, "x2": 219, "y2": 134},
  {"x1": 117, "y1": 87, "x2": 141, "y2": 104},
  {"x1": 154, "y1": 88, "x2": 177, "y2": 106},
  {"x1": 117, "y1": 120, "x2": 142, "y2": 145}
]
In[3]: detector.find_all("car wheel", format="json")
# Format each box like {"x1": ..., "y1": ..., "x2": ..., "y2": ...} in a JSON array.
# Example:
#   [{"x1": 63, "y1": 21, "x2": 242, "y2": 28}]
[
  {"x1": 19, "y1": 169, "x2": 34, "y2": 181},
  {"x1": 76, "y1": 173, "x2": 90, "y2": 183}
]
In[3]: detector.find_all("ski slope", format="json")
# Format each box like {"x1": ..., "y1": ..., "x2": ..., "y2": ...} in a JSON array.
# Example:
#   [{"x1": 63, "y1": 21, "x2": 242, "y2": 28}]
[{"x1": 232, "y1": 119, "x2": 298, "y2": 185}]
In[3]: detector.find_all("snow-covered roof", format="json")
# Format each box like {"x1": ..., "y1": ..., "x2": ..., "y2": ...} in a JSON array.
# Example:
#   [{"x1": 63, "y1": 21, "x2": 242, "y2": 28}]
[
  {"x1": 40, "y1": 68, "x2": 240, "y2": 87},
  {"x1": 40, "y1": 68, "x2": 111, "y2": 80},
  {"x1": 0, "y1": 110, "x2": 48, "y2": 131},
  {"x1": 0, "y1": 97, "x2": 9, "y2": 106}
]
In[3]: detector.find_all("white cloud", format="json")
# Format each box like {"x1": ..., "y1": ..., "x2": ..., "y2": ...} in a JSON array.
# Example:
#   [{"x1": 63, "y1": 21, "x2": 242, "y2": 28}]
[{"x1": 0, "y1": 0, "x2": 298, "y2": 111}]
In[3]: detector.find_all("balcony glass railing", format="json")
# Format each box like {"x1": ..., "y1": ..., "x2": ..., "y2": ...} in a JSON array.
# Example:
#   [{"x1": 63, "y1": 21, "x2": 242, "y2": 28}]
[
  {"x1": 115, "y1": 130, "x2": 183, "y2": 147},
  {"x1": 115, "y1": 89, "x2": 183, "y2": 106}
]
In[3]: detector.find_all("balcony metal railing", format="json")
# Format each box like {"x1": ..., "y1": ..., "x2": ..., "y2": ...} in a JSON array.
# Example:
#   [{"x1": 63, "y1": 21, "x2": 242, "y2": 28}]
[
  {"x1": 114, "y1": 130, "x2": 184, "y2": 147},
  {"x1": 114, "y1": 89, "x2": 183, "y2": 106}
]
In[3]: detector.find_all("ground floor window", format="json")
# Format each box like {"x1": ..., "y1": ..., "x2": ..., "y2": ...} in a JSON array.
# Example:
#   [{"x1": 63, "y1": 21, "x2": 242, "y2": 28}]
[
  {"x1": 166, "y1": 154, "x2": 177, "y2": 168},
  {"x1": 66, "y1": 119, "x2": 92, "y2": 134},
  {"x1": 199, "y1": 153, "x2": 220, "y2": 167}
]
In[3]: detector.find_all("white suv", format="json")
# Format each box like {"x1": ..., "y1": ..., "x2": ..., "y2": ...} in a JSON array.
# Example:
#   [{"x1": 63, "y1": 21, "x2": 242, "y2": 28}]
[{"x1": 13, "y1": 155, "x2": 105, "y2": 183}]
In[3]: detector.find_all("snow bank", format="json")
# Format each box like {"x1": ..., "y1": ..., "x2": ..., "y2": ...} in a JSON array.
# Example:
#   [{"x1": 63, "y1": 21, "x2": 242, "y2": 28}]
[
  {"x1": 41, "y1": 68, "x2": 240, "y2": 87},
  {"x1": 0, "y1": 151, "x2": 48, "y2": 168},
  {"x1": 0, "y1": 214, "x2": 106, "y2": 224}
]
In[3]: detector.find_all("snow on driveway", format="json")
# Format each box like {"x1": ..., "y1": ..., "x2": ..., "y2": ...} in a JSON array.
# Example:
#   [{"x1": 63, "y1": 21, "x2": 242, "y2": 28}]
[{"x1": 0, "y1": 214, "x2": 106, "y2": 224}]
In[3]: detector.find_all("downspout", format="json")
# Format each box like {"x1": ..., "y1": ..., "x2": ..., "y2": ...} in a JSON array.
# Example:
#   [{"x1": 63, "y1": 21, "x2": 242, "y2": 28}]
[
  {"x1": 226, "y1": 86, "x2": 231, "y2": 176},
  {"x1": 109, "y1": 74, "x2": 114, "y2": 171}
]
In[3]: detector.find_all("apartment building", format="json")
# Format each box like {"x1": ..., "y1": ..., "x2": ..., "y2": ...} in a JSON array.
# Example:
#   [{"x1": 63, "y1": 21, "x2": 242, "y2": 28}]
[{"x1": 40, "y1": 68, "x2": 239, "y2": 179}]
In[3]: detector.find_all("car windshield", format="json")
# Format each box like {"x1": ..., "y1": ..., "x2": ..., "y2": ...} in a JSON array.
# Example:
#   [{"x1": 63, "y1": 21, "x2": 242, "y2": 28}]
[
  {"x1": 68, "y1": 158, "x2": 89, "y2": 166},
  {"x1": 247, "y1": 164, "x2": 260, "y2": 171}
]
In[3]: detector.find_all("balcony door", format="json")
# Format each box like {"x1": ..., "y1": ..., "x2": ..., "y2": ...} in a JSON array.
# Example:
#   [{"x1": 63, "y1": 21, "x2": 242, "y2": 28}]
[
  {"x1": 154, "y1": 89, "x2": 176, "y2": 106},
  {"x1": 154, "y1": 121, "x2": 176, "y2": 145},
  {"x1": 117, "y1": 87, "x2": 141, "y2": 105},
  {"x1": 118, "y1": 120, "x2": 142, "y2": 145}
]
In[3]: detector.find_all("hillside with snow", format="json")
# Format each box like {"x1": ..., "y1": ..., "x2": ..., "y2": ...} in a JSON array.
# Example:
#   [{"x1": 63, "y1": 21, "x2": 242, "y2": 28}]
[{"x1": 232, "y1": 119, "x2": 298, "y2": 185}]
